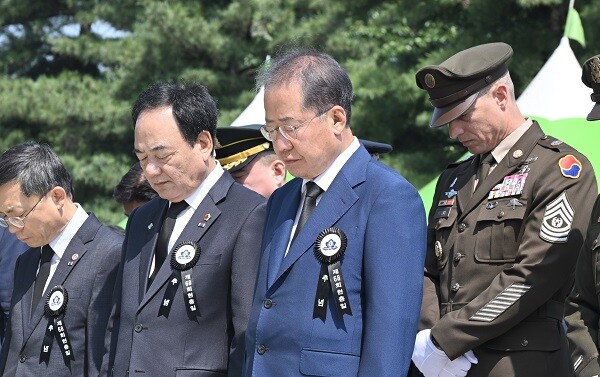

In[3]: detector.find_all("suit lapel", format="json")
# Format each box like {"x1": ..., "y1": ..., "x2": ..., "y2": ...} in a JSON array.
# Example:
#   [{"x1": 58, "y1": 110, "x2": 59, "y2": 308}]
[
  {"x1": 138, "y1": 173, "x2": 231, "y2": 311},
  {"x1": 266, "y1": 180, "x2": 302, "y2": 289},
  {"x1": 139, "y1": 201, "x2": 168, "y2": 298},
  {"x1": 24, "y1": 215, "x2": 101, "y2": 348},
  {"x1": 270, "y1": 147, "x2": 367, "y2": 290},
  {"x1": 460, "y1": 123, "x2": 544, "y2": 219}
]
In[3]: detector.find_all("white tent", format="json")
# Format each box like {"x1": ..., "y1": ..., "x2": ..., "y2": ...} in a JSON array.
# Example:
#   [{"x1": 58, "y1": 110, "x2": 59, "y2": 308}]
[
  {"x1": 517, "y1": 37, "x2": 590, "y2": 119},
  {"x1": 230, "y1": 86, "x2": 266, "y2": 127}
]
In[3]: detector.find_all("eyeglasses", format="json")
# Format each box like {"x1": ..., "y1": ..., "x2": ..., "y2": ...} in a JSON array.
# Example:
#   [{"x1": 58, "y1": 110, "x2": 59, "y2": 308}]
[
  {"x1": 260, "y1": 107, "x2": 332, "y2": 142},
  {"x1": 0, "y1": 194, "x2": 45, "y2": 228}
]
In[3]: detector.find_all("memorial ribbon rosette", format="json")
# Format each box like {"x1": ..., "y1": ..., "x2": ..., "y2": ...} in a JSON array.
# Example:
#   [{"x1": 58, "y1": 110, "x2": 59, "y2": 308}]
[
  {"x1": 40, "y1": 285, "x2": 74, "y2": 365},
  {"x1": 313, "y1": 228, "x2": 352, "y2": 320},
  {"x1": 158, "y1": 241, "x2": 201, "y2": 320}
]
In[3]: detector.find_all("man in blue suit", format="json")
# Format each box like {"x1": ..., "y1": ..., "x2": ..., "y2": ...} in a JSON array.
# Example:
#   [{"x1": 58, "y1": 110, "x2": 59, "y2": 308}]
[
  {"x1": 243, "y1": 48, "x2": 427, "y2": 377},
  {"x1": 0, "y1": 228, "x2": 28, "y2": 348}
]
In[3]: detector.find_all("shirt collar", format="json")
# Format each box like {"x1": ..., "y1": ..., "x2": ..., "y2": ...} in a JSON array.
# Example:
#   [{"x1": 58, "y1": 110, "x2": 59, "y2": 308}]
[
  {"x1": 303, "y1": 137, "x2": 360, "y2": 193},
  {"x1": 490, "y1": 118, "x2": 533, "y2": 163},
  {"x1": 49, "y1": 203, "x2": 89, "y2": 259},
  {"x1": 182, "y1": 161, "x2": 224, "y2": 210}
]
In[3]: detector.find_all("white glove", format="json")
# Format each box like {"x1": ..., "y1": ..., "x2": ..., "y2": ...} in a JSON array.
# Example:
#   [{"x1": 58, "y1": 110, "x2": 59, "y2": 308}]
[
  {"x1": 439, "y1": 351, "x2": 478, "y2": 377},
  {"x1": 412, "y1": 329, "x2": 452, "y2": 377}
]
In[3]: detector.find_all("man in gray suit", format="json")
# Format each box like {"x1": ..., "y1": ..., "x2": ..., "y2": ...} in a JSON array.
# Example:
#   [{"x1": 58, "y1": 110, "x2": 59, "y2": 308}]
[
  {"x1": 103, "y1": 82, "x2": 266, "y2": 376},
  {"x1": 0, "y1": 141, "x2": 123, "y2": 376}
]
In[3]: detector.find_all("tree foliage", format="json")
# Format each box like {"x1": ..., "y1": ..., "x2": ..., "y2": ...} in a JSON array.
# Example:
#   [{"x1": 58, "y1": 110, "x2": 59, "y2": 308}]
[{"x1": 1, "y1": 0, "x2": 598, "y2": 224}]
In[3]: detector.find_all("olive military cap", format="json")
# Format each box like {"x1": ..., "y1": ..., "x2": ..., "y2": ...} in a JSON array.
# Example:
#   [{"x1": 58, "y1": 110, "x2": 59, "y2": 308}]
[
  {"x1": 582, "y1": 55, "x2": 600, "y2": 121},
  {"x1": 359, "y1": 139, "x2": 393, "y2": 155},
  {"x1": 215, "y1": 124, "x2": 272, "y2": 173},
  {"x1": 416, "y1": 42, "x2": 514, "y2": 128}
]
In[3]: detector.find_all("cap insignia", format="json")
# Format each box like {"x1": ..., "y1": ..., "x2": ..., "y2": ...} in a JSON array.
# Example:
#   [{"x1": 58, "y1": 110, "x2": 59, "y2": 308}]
[{"x1": 425, "y1": 73, "x2": 436, "y2": 88}]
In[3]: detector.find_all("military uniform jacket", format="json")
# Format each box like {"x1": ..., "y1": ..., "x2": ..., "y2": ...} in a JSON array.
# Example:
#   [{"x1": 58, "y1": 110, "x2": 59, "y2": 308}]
[
  {"x1": 420, "y1": 122, "x2": 597, "y2": 376},
  {"x1": 103, "y1": 173, "x2": 266, "y2": 377},
  {"x1": 0, "y1": 214, "x2": 123, "y2": 377},
  {"x1": 565, "y1": 194, "x2": 600, "y2": 376}
]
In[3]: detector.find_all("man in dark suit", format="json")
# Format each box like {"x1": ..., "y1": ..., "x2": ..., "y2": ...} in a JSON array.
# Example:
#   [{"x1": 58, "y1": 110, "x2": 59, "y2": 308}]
[
  {"x1": 0, "y1": 228, "x2": 28, "y2": 348},
  {"x1": 103, "y1": 83, "x2": 266, "y2": 376},
  {"x1": 0, "y1": 141, "x2": 123, "y2": 376},
  {"x1": 412, "y1": 43, "x2": 597, "y2": 376},
  {"x1": 243, "y1": 48, "x2": 427, "y2": 376}
]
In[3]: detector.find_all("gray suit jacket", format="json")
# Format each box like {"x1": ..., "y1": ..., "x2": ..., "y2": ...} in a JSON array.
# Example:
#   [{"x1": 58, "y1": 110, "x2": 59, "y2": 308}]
[
  {"x1": 0, "y1": 214, "x2": 123, "y2": 377},
  {"x1": 104, "y1": 172, "x2": 266, "y2": 377}
]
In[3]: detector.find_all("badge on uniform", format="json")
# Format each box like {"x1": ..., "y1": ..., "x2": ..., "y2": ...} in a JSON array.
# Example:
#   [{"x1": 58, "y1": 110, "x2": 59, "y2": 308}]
[
  {"x1": 539, "y1": 191, "x2": 574, "y2": 243},
  {"x1": 488, "y1": 173, "x2": 528, "y2": 199},
  {"x1": 40, "y1": 285, "x2": 74, "y2": 366},
  {"x1": 559, "y1": 155, "x2": 582, "y2": 179}
]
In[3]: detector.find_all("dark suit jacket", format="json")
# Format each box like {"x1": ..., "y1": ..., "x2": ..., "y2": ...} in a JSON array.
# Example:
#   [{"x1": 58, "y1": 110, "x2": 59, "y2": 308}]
[
  {"x1": 104, "y1": 172, "x2": 266, "y2": 377},
  {"x1": 0, "y1": 214, "x2": 123, "y2": 377},
  {"x1": 244, "y1": 146, "x2": 427, "y2": 377},
  {"x1": 0, "y1": 229, "x2": 28, "y2": 345}
]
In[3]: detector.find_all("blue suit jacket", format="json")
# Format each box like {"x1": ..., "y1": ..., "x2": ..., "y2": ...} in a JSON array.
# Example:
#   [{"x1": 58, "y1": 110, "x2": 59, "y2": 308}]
[
  {"x1": 104, "y1": 172, "x2": 266, "y2": 377},
  {"x1": 244, "y1": 146, "x2": 427, "y2": 377},
  {"x1": 0, "y1": 228, "x2": 29, "y2": 345}
]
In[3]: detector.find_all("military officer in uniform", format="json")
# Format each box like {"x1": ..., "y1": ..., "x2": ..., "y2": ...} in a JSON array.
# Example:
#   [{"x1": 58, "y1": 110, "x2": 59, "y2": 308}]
[
  {"x1": 411, "y1": 42, "x2": 597, "y2": 376},
  {"x1": 565, "y1": 54, "x2": 600, "y2": 377}
]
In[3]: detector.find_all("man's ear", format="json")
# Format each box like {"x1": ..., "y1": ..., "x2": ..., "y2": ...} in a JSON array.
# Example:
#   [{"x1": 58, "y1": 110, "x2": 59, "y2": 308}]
[
  {"x1": 492, "y1": 84, "x2": 509, "y2": 109},
  {"x1": 196, "y1": 130, "x2": 214, "y2": 158},
  {"x1": 271, "y1": 159, "x2": 287, "y2": 187},
  {"x1": 49, "y1": 186, "x2": 67, "y2": 208},
  {"x1": 330, "y1": 106, "x2": 347, "y2": 134}
]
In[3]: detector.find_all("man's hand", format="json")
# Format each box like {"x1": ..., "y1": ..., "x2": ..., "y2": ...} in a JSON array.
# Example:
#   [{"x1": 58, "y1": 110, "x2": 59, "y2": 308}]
[
  {"x1": 412, "y1": 329, "x2": 452, "y2": 376},
  {"x1": 439, "y1": 351, "x2": 478, "y2": 377}
]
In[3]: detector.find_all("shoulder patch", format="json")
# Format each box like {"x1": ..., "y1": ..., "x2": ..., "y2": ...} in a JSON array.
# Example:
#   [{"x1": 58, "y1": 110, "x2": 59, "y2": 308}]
[
  {"x1": 540, "y1": 191, "x2": 574, "y2": 243},
  {"x1": 559, "y1": 154, "x2": 582, "y2": 179}
]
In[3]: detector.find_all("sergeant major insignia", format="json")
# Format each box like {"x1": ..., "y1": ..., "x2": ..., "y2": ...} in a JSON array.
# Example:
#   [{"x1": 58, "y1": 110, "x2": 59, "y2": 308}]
[{"x1": 539, "y1": 191, "x2": 574, "y2": 243}]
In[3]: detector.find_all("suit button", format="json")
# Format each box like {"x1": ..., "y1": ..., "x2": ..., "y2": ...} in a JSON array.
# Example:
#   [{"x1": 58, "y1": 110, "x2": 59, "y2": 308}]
[
  {"x1": 264, "y1": 299, "x2": 273, "y2": 309},
  {"x1": 521, "y1": 339, "x2": 528, "y2": 347},
  {"x1": 453, "y1": 253, "x2": 463, "y2": 262},
  {"x1": 19, "y1": 355, "x2": 26, "y2": 363},
  {"x1": 257, "y1": 345, "x2": 267, "y2": 355},
  {"x1": 134, "y1": 324, "x2": 143, "y2": 333},
  {"x1": 457, "y1": 223, "x2": 467, "y2": 232},
  {"x1": 451, "y1": 282, "x2": 460, "y2": 292}
]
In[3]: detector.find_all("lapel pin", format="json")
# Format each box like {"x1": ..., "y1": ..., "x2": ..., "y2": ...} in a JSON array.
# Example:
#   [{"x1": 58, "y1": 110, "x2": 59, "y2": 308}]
[
  {"x1": 512, "y1": 149, "x2": 523, "y2": 159},
  {"x1": 148, "y1": 223, "x2": 153, "y2": 230},
  {"x1": 203, "y1": 213, "x2": 211, "y2": 222},
  {"x1": 197, "y1": 222, "x2": 206, "y2": 228}
]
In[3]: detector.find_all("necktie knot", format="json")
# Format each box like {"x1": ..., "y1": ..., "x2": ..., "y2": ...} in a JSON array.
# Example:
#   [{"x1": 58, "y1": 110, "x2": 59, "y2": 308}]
[
  {"x1": 167, "y1": 200, "x2": 189, "y2": 219},
  {"x1": 305, "y1": 181, "x2": 323, "y2": 199},
  {"x1": 41, "y1": 245, "x2": 54, "y2": 263}
]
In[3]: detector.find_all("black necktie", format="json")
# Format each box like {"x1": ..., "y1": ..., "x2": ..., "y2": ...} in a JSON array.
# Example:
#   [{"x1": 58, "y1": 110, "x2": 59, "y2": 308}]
[
  {"x1": 149, "y1": 201, "x2": 189, "y2": 285},
  {"x1": 292, "y1": 181, "x2": 323, "y2": 242},
  {"x1": 475, "y1": 153, "x2": 495, "y2": 191},
  {"x1": 32, "y1": 245, "x2": 54, "y2": 314}
]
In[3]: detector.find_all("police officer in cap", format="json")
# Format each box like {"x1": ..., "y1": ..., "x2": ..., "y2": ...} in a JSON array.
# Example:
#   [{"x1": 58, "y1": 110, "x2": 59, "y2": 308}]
[
  {"x1": 565, "y1": 54, "x2": 600, "y2": 377},
  {"x1": 216, "y1": 124, "x2": 287, "y2": 198},
  {"x1": 411, "y1": 42, "x2": 597, "y2": 376}
]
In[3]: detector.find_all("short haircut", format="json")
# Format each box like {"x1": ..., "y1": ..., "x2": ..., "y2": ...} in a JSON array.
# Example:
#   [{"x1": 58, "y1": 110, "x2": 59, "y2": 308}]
[
  {"x1": 113, "y1": 162, "x2": 157, "y2": 205},
  {"x1": 256, "y1": 48, "x2": 354, "y2": 126},
  {"x1": 0, "y1": 141, "x2": 73, "y2": 198},
  {"x1": 131, "y1": 82, "x2": 219, "y2": 147}
]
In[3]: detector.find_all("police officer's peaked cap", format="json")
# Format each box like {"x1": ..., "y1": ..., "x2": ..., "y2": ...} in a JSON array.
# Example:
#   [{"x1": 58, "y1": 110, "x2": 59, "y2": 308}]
[
  {"x1": 416, "y1": 42, "x2": 514, "y2": 128},
  {"x1": 359, "y1": 139, "x2": 393, "y2": 155},
  {"x1": 215, "y1": 124, "x2": 272, "y2": 173},
  {"x1": 582, "y1": 54, "x2": 600, "y2": 121}
]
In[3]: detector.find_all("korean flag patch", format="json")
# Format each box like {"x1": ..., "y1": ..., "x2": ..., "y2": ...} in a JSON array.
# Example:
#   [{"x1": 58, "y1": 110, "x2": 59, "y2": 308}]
[{"x1": 540, "y1": 191, "x2": 574, "y2": 243}]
